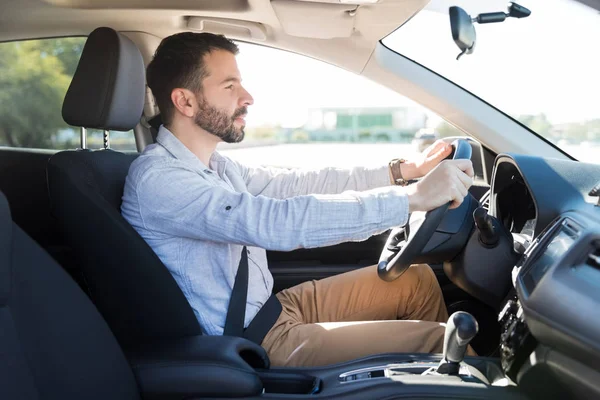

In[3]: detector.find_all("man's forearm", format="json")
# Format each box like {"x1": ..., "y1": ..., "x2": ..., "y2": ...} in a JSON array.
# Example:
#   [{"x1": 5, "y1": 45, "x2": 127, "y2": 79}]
[{"x1": 246, "y1": 165, "x2": 393, "y2": 198}]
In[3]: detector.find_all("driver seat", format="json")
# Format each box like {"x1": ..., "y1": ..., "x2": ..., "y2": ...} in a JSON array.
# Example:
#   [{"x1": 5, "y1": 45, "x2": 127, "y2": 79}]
[{"x1": 46, "y1": 27, "x2": 202, "y2": 346}]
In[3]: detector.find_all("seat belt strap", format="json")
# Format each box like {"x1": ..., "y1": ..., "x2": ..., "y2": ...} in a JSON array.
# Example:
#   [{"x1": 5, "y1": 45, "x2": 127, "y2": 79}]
[
  {"x1": 223, "y1": 247, "x2": 282, "y2": 345},
  {"x1": 223, "y1": 246, "x2": 249, "y2": 337}
]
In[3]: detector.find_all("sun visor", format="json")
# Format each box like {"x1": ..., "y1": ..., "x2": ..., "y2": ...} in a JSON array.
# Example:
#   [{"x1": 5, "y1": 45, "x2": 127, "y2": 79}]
[
  {"x1": 271, "y1": 0, "x2": 356, "y2": 39},
  {"x1": 187, "y1": 17, "x2": 267, "y2": 41}
]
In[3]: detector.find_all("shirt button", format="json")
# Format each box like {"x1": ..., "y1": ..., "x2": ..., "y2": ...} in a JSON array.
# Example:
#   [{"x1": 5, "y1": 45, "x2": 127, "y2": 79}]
[
  {"x1": 225, "y1": 206, "x2": 231, "y2": 210},
  {"x1": 204, "y1": 169, "x2": 212, "y2": 174}
]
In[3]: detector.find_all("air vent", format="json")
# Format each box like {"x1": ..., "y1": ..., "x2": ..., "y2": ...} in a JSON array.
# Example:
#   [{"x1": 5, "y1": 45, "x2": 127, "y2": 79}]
[{"x1": 479, "y1": 190, "x2": 491, "y2": 211}]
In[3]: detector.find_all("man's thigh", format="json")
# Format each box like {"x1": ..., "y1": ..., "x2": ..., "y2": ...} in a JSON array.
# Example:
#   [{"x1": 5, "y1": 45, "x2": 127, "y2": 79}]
[
  {"x1": 276, "y1": 264, "x2": 444, "y2": 324},
  {"x1": 267, "y1": 319, "x2": 446, "y2": 367}
]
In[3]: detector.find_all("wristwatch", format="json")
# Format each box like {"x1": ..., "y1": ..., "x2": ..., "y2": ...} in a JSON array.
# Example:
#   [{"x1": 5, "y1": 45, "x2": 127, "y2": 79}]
[{"x1": 389, "y1": 158, "x2": 409, "y2": 186}]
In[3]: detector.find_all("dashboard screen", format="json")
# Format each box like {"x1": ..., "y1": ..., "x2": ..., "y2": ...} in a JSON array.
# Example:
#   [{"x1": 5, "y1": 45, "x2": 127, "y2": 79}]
[{"x1": 524, "y1": 225, "x2": 577, "y2": 291}]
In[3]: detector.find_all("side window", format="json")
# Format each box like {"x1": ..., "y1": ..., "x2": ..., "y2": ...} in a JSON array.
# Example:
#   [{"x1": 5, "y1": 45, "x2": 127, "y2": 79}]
[
  {"x1": 0, "y1": 38, "x2": 137, "y2": 151},
  {"x1": 218, "y1": 42, "x2": 462, "y2": 168}
]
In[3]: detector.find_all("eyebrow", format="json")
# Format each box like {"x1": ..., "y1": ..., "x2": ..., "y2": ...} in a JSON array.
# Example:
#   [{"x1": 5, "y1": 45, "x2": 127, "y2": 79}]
[{"x1": 220, "y1": 76, "x2": 241, "y2": 85}]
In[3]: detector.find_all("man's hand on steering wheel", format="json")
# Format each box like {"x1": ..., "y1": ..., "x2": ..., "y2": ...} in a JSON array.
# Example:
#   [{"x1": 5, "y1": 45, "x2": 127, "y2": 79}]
[
  {"x1": 378, "y1": 139, "x2": 475, "y2": 282},
  {"x1": 406, "y1": 159, "x2": 474, "y2": 211},
  {"x1": 400, "y1": 140, "x2": 454, "y2": 180}
]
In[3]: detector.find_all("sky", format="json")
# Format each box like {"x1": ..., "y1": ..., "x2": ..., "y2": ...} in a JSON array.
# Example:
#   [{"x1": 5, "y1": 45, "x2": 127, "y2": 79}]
[{"x1": 234, "y1": 0, "x2": 599, "y2": 130}]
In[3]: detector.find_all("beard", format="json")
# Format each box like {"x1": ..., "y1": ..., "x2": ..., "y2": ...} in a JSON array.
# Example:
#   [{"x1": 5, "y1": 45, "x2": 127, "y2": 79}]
[{"x1": 193, "y1": 96, "x2": 246, "y2": 143}]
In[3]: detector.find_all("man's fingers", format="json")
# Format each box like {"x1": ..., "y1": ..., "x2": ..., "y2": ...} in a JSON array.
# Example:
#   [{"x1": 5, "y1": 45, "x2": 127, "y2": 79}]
[
  {"x1": 449, "y1": 198, "x2": 463, "y2": 209},
  {"x1": 458, "y1": 182, "x2": 469, "y2": 199},
  {"x1": 436, "y1": 143, "x2": 453, "y2": 159},
  {"x1": 456, "y1": 169, "x2": 474, "y2": 190},
  {"x1": 413, "y1": 157, "x2": 474, "y2": 212},
  {"x1": 452, "y1": 159, "x2": 475, "y2": 178},
  {"x1": 465, "y1": 164, "x2": 475, "y2": 178},
  {"x1": 432, "y1": 140, "x2": 447, "y2": 152},
  {"x1": 442, "y1": 180, "x2": 461, "y2": 210},
  {"x1": 426, "y1": 140, "x2": 447, "y2": 156},
  {"x1": 453, "y1": 179, "x2": 468, "y2": 200}
]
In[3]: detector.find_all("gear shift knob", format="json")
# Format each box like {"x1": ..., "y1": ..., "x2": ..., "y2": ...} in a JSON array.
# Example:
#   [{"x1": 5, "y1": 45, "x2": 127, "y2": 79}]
[{"x1": 438, "y1": 311, "x2": 478, "y2": 375}]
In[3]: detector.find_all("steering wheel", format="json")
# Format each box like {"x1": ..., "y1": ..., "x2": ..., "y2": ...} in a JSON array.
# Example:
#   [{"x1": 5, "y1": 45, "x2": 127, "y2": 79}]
[{"x1": 377, "y1": 139, "x2": 472, "y2": 282}]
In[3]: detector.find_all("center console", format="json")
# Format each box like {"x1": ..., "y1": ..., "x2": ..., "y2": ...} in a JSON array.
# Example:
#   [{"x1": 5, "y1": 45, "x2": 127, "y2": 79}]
[
  {"x1": 264, "y1": 353, "x2": 525, "y2": 400},
  {"x1": 127, "y1": 317, "x2": 528, "y2": 400},
  {"x1": 498, "y1": 296, "x2": 536, "y2": 380}
]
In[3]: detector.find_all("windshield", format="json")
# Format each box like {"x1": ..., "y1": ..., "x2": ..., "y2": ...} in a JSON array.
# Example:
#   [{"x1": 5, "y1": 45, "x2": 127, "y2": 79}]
[{"x1": 383, "y1": 0, "x2": 600, "y2": 163}]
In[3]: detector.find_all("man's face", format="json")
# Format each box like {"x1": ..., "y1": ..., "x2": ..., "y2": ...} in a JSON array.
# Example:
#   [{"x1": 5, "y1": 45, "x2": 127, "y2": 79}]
[{"x1": 193, "y1": 50, "x2": 253, "y2": 143}]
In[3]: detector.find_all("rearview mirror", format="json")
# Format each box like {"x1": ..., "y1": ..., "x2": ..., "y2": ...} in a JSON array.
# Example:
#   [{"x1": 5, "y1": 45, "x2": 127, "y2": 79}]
[
  {"x1": 449, "y1": 6, "x2": 476, "y2": 60},
  {"x1": 449, "y1": 2, "x2": 531, "y2": 60}
]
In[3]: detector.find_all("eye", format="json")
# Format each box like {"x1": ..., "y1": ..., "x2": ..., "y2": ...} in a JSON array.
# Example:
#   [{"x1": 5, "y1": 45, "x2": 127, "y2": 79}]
[{"x1": 225, "y1": 84, "x2": 234, "y2": 90}]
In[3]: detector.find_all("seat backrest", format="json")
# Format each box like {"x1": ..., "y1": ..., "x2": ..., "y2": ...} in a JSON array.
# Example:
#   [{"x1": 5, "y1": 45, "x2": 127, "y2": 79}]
[
  {"x1": 0, "y1": 191, "x2": 140, "y2": 400},
  {"x1": 47, "y1": 27, "x2": 201, "y2": 346}
]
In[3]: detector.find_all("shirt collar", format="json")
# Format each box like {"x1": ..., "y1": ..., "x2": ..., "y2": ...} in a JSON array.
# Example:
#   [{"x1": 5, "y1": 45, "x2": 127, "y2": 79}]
[{"x1": 155, "y1": 125, "x2": 227, "y2": 171}]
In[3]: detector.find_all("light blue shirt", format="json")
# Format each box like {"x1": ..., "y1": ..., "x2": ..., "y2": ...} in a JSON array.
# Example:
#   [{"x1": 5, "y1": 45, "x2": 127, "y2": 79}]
[{"x1": 121, "y1": 126, "x2": 410, "y2": 336}]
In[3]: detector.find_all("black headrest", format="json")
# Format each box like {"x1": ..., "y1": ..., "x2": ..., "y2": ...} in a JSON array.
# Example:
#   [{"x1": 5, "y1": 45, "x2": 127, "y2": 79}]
[{"x1": 62, "y1": 27, "x2": 145, "y2": 131}]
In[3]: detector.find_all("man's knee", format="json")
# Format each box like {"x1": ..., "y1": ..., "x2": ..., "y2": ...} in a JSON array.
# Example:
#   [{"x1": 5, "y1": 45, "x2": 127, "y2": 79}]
[
  {"x1": 425, "y1": 324, "x2": 446, "y2": 353},
  {"x1": 396, "y1": 264, "x2": 438, "y2": 292}
]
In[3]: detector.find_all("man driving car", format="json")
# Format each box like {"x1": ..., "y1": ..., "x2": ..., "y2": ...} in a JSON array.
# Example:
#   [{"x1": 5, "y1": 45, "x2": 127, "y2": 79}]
[{"x1": 121, "y1": 32, "x2": 475, "y2": 367}]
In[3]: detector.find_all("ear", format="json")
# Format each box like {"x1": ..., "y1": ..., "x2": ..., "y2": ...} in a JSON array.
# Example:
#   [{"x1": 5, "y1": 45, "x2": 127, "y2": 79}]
[{"x1": 170, "y1": 88, "x2": 197, "y2": 119}]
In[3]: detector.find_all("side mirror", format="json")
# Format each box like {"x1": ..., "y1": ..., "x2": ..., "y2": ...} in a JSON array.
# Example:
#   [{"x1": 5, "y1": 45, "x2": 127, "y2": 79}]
[{"x1": 449, "y1": 6, "x2": 476, "y2": 60}]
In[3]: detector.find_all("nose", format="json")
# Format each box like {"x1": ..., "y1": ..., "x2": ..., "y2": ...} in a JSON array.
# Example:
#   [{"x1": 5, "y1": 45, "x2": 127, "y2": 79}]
[{"x1": 239, "y1": 85, "x2": 254, "y2": 107}]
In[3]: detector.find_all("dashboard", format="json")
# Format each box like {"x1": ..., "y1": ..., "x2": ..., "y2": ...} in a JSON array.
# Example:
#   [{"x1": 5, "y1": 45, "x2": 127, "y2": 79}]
[{"x1": 488, "y1": 154, "x2": 600, "y2": 398}]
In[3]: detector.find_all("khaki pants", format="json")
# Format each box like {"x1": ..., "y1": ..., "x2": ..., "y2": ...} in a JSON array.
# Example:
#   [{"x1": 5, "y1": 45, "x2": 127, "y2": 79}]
[{"x1": 261, "y1": 264, "x2": 455, "y2": 367}]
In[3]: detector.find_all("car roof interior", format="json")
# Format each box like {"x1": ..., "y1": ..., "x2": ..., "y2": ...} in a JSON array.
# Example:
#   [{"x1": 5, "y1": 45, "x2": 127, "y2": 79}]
[{"x1": 1, "y1": 0, "x2": 428, "y2": 74}]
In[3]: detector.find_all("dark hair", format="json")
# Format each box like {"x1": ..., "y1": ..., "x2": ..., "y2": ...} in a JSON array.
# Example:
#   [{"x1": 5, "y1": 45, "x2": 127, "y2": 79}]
[{"x1": 146, "y1": 32, "x2": 239, "y2": 125}]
